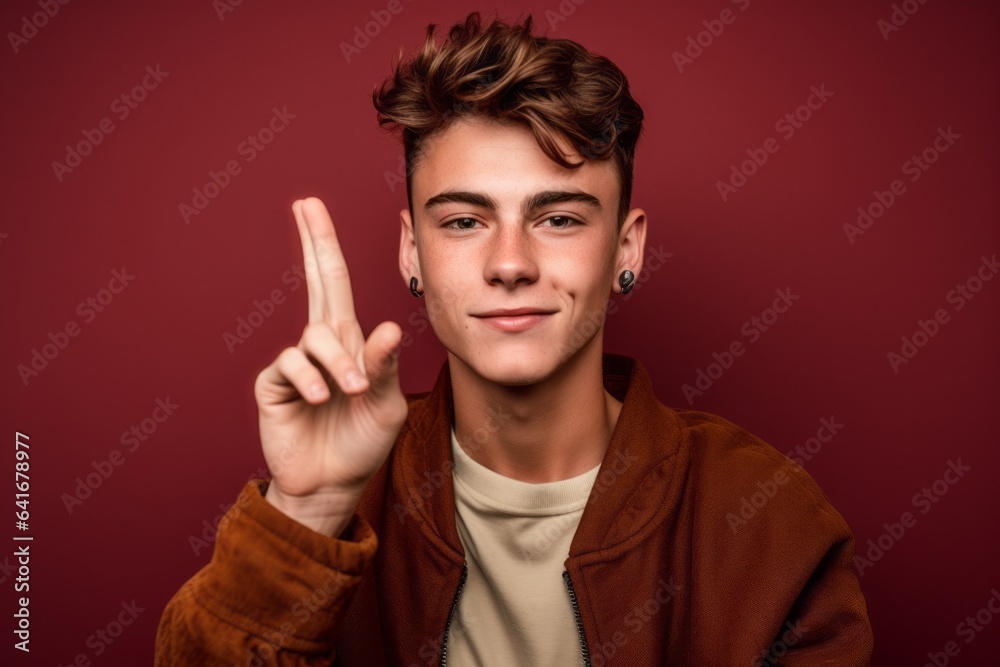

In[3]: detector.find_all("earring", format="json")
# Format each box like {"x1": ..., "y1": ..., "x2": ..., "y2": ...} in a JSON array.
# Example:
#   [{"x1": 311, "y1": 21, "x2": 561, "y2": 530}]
[
  {"x1": 618, "y1": 269, "x2": 635, "y2": 294},
  {"x1": 410, "y1": 276, "x2": 423, "y2": 297}
]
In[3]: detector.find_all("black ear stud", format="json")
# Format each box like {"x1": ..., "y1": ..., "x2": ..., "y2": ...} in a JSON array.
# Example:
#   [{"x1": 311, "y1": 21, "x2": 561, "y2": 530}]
[{"x1": 619, "y1": 269, "x2": 635, "y2": 294}]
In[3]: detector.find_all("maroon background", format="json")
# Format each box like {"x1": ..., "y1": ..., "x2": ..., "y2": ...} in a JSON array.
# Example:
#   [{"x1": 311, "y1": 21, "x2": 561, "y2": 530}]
[{"x1": 2, "y1": 0, "x2": 998, "y2": 664}]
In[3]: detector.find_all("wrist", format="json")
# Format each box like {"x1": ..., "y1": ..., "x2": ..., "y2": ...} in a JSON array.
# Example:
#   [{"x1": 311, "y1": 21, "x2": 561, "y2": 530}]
[{"x1": 263, "y1": 482, "x2": 364, "y2": 538}]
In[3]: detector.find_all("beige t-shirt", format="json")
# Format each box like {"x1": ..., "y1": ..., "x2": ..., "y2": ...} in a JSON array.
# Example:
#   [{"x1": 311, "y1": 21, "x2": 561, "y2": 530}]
[{"x1": 446, "y1": 426, "x2": 602, "y2": 666}]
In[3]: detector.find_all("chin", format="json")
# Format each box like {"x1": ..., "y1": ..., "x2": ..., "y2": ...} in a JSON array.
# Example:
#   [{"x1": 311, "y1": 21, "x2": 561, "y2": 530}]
[{"x1": 460, "y1": 343, "x2": 562, "y2": 386}]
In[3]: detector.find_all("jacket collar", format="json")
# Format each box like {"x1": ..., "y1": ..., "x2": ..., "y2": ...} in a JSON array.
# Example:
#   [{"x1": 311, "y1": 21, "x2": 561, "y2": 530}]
[{"x1": 394, "y1": 352, "x2": 687, "y2": 565}]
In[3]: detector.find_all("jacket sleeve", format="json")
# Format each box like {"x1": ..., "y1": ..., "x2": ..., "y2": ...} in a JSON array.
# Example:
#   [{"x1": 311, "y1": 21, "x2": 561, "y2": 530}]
[
  {"x1": 769, "y1": 530, "x2": 873, "y2": 666},
  {"x1": 154, "y1": 478, "x2": 378, "y2": 667},
  {"x1": 689, "y1": 416, "x2": 874, "y2": 667},
  {"x1": 755, "y1": 466, "x2": 874, "y2": 667}
]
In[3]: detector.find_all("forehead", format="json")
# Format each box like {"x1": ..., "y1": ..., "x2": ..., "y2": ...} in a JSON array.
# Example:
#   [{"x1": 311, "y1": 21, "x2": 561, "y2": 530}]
[{"x1": 411, "y1": 116, "x2": 617, "y2": 211}]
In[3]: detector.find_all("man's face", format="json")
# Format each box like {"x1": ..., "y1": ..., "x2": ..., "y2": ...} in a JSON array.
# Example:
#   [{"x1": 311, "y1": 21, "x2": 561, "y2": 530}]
[{"x1": 399, "y1": 116, "x2": 645, "y2": 386}]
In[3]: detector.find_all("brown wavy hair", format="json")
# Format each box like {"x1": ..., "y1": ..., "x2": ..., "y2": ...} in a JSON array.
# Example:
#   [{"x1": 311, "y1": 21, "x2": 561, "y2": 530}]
[{"x1": 372, "y1": 10, "x2": 645, "y2": 229}]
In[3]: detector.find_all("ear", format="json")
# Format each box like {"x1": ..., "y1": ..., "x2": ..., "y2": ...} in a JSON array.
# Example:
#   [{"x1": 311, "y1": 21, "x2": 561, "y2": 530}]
[
  {"x1": 614, "y1": 208, "x2": 647, "y2": 294},
  {"x1": 399, "y1": 207, "x2": 420, "y2": 288}
]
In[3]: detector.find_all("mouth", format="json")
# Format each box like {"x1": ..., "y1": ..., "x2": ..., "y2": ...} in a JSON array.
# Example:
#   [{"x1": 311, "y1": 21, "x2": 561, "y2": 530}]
[{"x1": 471, "y1": 310, "x2": 555, "y2": 333}]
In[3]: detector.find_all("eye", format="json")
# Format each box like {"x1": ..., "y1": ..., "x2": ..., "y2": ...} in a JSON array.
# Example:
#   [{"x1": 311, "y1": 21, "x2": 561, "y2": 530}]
[
  {"x1": 443, "y1": 216, "x2": 580, "y2": 231},
  {"x1": 443, "y1": 217, "x2": 481, "y2": 231},
  {"x1": 542, "y1": 216, "x2": 579, "y2": 228}
]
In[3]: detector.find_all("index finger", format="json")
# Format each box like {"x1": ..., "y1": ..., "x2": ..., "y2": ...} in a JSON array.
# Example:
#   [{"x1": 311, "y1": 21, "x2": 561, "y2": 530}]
[
  {"x1": 292, "y1": 199, "x2": 324, "y2": 324},
  {"x1": 295, "y1": 197, "x2": 358, "y2": 326}
]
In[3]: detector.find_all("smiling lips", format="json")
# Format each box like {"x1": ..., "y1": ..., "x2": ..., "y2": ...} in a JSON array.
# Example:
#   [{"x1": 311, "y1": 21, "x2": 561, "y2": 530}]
[{"x1": 472, "y1": 308, "x2": 556, "y2": 332}]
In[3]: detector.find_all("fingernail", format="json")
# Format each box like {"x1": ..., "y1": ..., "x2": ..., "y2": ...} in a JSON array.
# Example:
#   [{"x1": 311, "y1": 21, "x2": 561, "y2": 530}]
[{"x1": 346, "y1": 370, "x2": 367, "y2": 390}]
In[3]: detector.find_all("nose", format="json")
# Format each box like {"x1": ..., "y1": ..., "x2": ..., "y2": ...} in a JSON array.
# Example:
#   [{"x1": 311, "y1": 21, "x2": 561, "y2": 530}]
[{"x1": 484, "y1": 222, "x2": 539, "y2": 289}]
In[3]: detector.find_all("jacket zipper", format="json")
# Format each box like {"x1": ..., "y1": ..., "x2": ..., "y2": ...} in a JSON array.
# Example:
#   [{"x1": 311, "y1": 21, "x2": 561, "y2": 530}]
[
  {"x1": 439, "y1": 562, "x2": 468, "y2": 667},
  {"x1": 563, "y1": 570, "x2": 593, "y2": 667}
]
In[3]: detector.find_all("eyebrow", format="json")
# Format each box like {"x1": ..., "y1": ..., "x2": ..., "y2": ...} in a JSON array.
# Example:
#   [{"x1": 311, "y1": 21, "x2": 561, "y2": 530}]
[{"x1": 423, "y1": 189, "x2": 603, "y2": 215}]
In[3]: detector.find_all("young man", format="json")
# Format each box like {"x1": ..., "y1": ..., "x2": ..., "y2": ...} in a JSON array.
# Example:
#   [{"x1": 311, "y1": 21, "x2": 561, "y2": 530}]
[{"x1": 156, "y1": 11, "x2": 872, "y2": 666}]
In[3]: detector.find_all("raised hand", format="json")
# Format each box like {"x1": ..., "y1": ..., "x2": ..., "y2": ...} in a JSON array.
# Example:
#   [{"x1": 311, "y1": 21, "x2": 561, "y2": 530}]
[{"x1": 254, "y1": 197, "x2": 407, "y2": 536}]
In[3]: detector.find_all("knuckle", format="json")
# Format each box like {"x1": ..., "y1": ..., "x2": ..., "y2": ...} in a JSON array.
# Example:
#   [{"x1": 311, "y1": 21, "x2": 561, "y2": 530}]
[
  {"x1": 276, "y1": 346, "x2": 302, "y2": 366},
  {"x1": 330, "y1": 314, "x2": 359, "y2": 330},
  {"x1": 253, "y1": 369, "x2": 268, "y2": 392},
  {"x1": 300, "y1": 320, "x2": 324, "y2": 339},
  {"x1": 301, "y1": 321, "x2": 337, "y2": 348},
  {"x1": 389, "y1": 399, "x2": 410, "y2": 425}
]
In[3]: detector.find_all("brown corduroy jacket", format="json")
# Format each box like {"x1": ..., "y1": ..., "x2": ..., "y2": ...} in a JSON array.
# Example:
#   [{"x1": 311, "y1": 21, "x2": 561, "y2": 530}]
[{"x1": 155, "y1": 352, "x2": 873, "y2": 666}]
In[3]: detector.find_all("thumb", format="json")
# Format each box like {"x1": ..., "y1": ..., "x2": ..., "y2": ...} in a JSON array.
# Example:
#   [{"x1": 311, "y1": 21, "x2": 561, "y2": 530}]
[{"x1": 362, "y1": 320, "x2": 403, "y2": 394}]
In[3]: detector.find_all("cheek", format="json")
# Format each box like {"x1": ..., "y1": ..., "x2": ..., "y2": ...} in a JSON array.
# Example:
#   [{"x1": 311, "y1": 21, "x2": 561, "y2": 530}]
[
  {"x1": 551, "y1": 252, "x2": 610, "y2": 295},
  {"x1": 423, "y1": 294, "x2": 466, "y2": 345},
  {"x1": 420, "y1": 254, "x2": 469, "y2": 335},
  {"x1": 423, "y1": 248, "x2": 469, "y2": 311},
  {"x1": 423, "y1": 242, "x2": 466, "y2": 276}
]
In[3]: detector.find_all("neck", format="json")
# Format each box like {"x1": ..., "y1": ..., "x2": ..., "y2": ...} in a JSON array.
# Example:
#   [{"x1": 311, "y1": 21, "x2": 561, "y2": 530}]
[{"x1": 448, "y1": 340, "x2": 623, "y2": 483}]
